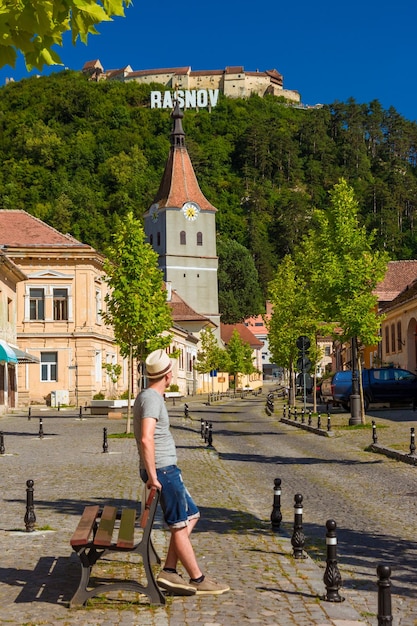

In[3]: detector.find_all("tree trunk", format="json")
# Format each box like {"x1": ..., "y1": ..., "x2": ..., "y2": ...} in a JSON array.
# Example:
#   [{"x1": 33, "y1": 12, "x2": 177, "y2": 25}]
[{"x1": 126, "y1": 344, "x2": 133, "y2": 434}]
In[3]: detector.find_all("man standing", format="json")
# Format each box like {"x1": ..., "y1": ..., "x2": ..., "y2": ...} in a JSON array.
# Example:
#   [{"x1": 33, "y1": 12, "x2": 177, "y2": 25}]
[{"x1": 133, "y1": 349, "x2": 229, "y2": 596}]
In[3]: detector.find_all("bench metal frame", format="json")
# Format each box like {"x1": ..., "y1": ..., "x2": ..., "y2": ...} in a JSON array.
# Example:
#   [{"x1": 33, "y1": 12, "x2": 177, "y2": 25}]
[{"x1": 69, "y1": 489, "x2": 165, "y2": 607}]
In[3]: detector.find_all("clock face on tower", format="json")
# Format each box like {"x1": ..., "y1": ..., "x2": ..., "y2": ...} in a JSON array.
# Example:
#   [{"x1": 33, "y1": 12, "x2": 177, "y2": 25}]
[
  {"x1": 149, "y1": 203, "x2": 159, "y2": 222},
  {"x1": 182, "y1": 202, "x2": 200, "y2": 221}
]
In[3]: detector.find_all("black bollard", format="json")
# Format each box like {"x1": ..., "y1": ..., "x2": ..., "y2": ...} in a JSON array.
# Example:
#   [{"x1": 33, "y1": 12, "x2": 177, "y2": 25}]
[
  {"x1": 327, "y1": 412, "x2": 331, "y2": 432},
  {"x1": 308, "y1": 409, "x2": 312, "y2": 426},
  {"x1": 204, "y1": 421, "x2": 209, "y2": 443},
  {"x1": 377, "y1": 564, "x2": 393, "y2": 626},
  {"x1": 38, "y1": 418, "x2": 44, "y2": 439},
  {"x1": 409, "y1": 427, "x2": 416, "y2": 456},
  {"x1": 28, "y1": 406, "x2": 31, "y2": 421},
  {"x1": 200, "y1": 417, "x2": 205, "y2": 439},
  {"x1": 270, "y1": 478, "x2": 282, "y2": 532},
  {"x1": 294, "y1": 407, "x2": 298, "y2": 422},
  {"x1": 291, "y1": 494, "x2": 305, "y2": 559},
  {"x1": 288, "y1": 406, "x2": 292, "y2": 419},
  {"x1": 372, "y1": 420, "x2": 378, "y2": 444},
  {"x1": 323, "y1": 519, "x2": 344, "y2": 602},
  {"x1": 57, "y1": 402, "x2": 60, "y2": 411},
  {"x1": 283, "y1": 404, "x2": 287, "y2": 418},
  {"x1": 184, "y1": 403, "x2": 189, "y2": 419},
  {"x1": 24, "y1": 479, "x2": 36, "y2": 532},
  {"x1": 317, "y1": 412, "x2": 321, "y2": 430},
  {"x1": 207, "y1": 423, "x2": 213, "y2": 447},
  {"x1": 103, "y1": 427, "x2": 108, "y2": 453},
  {"x1": 79, "y1": 405, "x2": 83, "y2": 420},
  {"x1": 0, "y1": 431, "x2": 5, "y2": 455},
  {"x1": 301, "y1": 408, "x2": 305, "y2": 424}
]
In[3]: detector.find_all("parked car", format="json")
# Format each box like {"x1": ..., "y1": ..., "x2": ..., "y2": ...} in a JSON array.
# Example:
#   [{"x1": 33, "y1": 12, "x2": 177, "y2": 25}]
[{"x1": 331, "y1": 367, "x2": 417, "y2": 411}]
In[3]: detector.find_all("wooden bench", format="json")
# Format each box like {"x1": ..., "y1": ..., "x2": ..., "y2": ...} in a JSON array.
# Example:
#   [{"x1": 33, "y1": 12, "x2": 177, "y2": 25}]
[{"x1": 69, "y1": 488, "x2": 165, "y2": 607}]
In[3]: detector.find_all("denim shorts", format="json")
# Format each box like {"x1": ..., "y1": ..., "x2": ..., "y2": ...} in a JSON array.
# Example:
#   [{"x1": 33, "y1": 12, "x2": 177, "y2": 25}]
[{"x1": 140, "y1": 465, "x2": 200, "y2": 529}]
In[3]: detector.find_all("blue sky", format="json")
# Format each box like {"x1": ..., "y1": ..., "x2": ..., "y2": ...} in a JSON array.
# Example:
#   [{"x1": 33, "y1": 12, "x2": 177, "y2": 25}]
[{"x1": 1, "y1": 0, "x2": 416, "y2": 122}]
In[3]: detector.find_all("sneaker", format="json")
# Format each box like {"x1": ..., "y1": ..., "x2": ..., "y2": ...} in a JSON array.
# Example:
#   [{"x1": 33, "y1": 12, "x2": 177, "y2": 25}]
[
  {"x1": 157, "y1": 570, "x2": 196, "y2": 596},
  {"x1": 189, "y1": 576, "x2": 230, "y2": 595}
]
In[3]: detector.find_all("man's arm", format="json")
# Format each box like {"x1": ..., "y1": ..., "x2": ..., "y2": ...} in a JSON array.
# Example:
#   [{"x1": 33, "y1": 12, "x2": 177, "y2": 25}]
[{"x1": 140, "y1": 417, "x2": 162, "y2": 491}]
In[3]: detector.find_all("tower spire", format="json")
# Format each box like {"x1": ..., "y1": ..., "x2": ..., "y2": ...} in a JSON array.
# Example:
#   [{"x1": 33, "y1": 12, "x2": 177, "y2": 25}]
[{"x1": 170, "y1": 101, "x2": 185, "y2": 147}]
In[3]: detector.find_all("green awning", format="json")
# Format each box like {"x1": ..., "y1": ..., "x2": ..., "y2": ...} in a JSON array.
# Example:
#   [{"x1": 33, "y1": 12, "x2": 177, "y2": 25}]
[{"x1": 0, "y1": 339, "x2": 18, "y2": 364}]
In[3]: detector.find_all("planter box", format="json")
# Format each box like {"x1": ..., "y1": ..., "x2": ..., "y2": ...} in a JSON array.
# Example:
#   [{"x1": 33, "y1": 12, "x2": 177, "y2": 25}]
[{"x1": 90, "y1": 399, "x2": 130, "y2": 415}]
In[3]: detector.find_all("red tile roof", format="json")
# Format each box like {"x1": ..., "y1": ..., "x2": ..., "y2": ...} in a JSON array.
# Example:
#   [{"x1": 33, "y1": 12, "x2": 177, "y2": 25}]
[
  {"x1": 220, "y1": 323, "x2": 263, "y2": 348},
  {"x1": 375, "y1": 260, "x2": 417, "y2": 302},
  {"x1": 169, "y1": 290, "x2": 212, "y2": 323},
  {"x1": 0, "y1": 210, "x2": 91, "y2": 249}
]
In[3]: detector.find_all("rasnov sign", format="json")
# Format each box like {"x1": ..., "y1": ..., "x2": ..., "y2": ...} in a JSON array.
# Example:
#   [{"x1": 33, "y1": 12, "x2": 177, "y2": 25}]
[{"x1": 150, "y1": 89, "x2": 219, "y2": 109}]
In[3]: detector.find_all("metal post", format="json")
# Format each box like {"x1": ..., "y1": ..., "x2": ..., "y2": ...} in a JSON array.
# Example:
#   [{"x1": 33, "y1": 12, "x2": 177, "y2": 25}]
[
  {"x1": 0, "y1": 432, "x2": 5, "y2": 455},
  {"x1": 207, "y1": 423, "x2": 213, "y2": 447},
  {"x1": 349, "y1": 335, "x2": 361, "y2": 425},
  {"x1": 317, "y1": 412, "x2": 321, "y2": 430},
  {"x1": 327, "y1": 412, "x2": 331, "y2": 432},
  {"x1": 291, "y1": 494, "x2": 305, "y2": 559},
  {"x1": 103, "y1": 427, "x2": 108, "y2": 453},
  {"x1": 184, "y1": 403, "x2": 189, "y2": 419},
  {"x1": 204, "y1": 421, "x2": 209, "y2": 443},
  {"x1": 271, "y1": 478, "x2": 282, "y2": 532},
  {"x1": 79, "y1": 405, "x2": 83, "y2": 420},
  {"x1": 377, "y1": 564, "x2": 393, "y2": 626},
  {"x1": 200, "y1": 417, "x2": 205, "y2": 439},
  {"x1": 301, "y1": 408, "x2": 305, "y2": 424},
  {"x1": 372, "y1": 420, "x2": 378, "y2": 444},
  {"x1": 323, "y1": 519, "x2": 344, "y2": 602},
  {"x1": 410, "y1": 427, "x2": 416, "y2": 455},
  {"x1": 294, "y1": 407, "x2": 298, "y2": 422},
  {"x1": 38, "y1": 418, "x2": 44, "y2": 439},
  {"x1": 24, "y1": 479, "x2": 36, "y2": 532},
  {"x1": 283, "y1": 404, "x2": 286, "y2": 419},
  {"x1": 57, "y1": 402, "x2": 60, "y2": 412},
  {"x1": 28, "y1": 407, "x2": 31, "y2": 421},
  {"x1": 308, "y1": 409, "x2": 312, "y2": 426}
]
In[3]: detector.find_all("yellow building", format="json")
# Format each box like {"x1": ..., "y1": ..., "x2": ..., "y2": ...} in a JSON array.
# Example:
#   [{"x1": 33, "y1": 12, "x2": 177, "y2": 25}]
[{"x1": 0, "y1": 210, "x2": 125, "y2": 406}]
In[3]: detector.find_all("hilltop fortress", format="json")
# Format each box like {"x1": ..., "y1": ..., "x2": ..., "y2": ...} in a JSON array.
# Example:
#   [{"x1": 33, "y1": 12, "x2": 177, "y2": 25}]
[{"x1": 82, "y1": 60, "x2": 301, "y2": 104}]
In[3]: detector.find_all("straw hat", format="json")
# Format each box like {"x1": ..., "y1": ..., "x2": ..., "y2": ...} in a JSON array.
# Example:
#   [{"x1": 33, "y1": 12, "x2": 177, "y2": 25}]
[{"x1": 145, "y1": 349, "x2": 172, "y2": 379}]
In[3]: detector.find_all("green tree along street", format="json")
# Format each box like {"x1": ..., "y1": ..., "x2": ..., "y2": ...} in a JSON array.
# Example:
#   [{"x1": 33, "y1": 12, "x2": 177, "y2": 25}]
[
  {"x1": 0, "y1": 0, "x2": 132, "y2": 70},
  {"x1": 101, "y1": 212, "x2": 172, "y2": 432},
  {"x1": 225, "y1": 329, "x2": 256, "y2": 389},
  {"x1": 217, "y1": 237, "x2": 264, "y2": 323},
  {"x1": 194, "y1": 328, "x2": 230, "y2": 377}
]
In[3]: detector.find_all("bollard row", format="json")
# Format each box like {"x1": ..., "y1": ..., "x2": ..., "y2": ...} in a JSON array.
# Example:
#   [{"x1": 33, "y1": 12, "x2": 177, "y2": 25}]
[
  {"x1": 283, "y1": 405, "x2": 332, "y2": 433},
  {"x1": 269, "y1": 477, "x2": 394, "y2": 622}
]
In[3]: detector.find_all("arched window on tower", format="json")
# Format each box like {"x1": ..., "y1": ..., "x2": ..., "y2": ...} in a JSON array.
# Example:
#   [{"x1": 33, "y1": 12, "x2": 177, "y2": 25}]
[
  {"x1": 197, "y1": 232, "x2": 203, "y2": 246},
  {"x1": 180, "y1": 231, "x2": 186, "y2": 245}
]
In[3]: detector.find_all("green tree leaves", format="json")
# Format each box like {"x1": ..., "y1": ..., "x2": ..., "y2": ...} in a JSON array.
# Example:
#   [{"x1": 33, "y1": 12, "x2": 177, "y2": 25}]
[{"x1": 0, "y1": 0, "x2": 132, "y2": 70}]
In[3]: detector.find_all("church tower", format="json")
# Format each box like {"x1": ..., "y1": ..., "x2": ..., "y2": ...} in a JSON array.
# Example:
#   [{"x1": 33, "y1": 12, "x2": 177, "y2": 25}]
[{"x1": 144, "y1": 103, "x2": 220, "y2": 332}]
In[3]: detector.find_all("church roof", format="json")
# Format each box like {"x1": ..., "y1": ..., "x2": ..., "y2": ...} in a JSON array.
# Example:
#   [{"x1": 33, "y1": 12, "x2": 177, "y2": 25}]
[
  {"x1": 148, "y1": 103, "x2": 217, "y2": 213},
  {"x1": 375, "y1": 260, "x2": 417, "y2": 303}
]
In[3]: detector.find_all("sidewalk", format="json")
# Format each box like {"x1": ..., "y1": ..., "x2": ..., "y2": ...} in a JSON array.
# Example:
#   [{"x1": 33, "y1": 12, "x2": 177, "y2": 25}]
[{"x1": 0, "y1": 402, "x2": 372, "y2": 625}]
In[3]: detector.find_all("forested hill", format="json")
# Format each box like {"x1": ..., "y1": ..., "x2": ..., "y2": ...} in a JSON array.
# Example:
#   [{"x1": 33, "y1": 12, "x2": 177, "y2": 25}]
[{"x1": 1, "y1": 70, "x2": 417, "y2": 293}]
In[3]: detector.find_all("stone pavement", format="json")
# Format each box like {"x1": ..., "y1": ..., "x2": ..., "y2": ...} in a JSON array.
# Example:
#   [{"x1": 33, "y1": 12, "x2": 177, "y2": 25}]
[{"x1": 0, "y1": 400, "x2": 383, "y2": 626}]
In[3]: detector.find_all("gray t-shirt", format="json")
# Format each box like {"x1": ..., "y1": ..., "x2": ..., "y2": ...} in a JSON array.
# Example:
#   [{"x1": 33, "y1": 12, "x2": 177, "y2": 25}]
[{"x1": 133, "y1": 388, "x2": 177, "y2": 470}]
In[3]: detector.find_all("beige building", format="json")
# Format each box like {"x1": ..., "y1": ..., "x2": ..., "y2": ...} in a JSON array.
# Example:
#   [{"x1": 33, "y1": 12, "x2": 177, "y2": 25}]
[
  {"x1": 82, "y1": 60, "x2": 301, "y2": 103},
  {"x1": 0, "y1": 210, "x2": 126, "y2": 407}
]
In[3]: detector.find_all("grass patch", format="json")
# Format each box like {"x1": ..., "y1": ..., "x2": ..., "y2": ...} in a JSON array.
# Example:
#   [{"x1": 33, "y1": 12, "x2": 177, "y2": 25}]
[{"x1": 108, "y1": 432, "x2": 135, "y2": 439}]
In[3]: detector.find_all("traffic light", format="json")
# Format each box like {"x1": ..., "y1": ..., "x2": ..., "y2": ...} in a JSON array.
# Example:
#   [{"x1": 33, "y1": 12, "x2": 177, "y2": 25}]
[{"x1": 296, "y1": 336, "x2": 311, "y2": 373}]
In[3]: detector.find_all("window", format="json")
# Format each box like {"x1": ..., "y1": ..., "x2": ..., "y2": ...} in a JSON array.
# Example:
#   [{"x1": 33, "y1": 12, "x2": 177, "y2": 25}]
[
  {"x1": 397, "y1": 322, "x2": 403, "y2": 351},
  {"x1": 7, "y1": 297, "x2": 12, "y2": 323},
  {"x1": 385, "y1": 326, "x2": 390, "y2": 354},
  {"x1": 95, "y1": 289, "x2": 102, "y2": 324},
  {"x1": 325, "y1": 346, "x2": 331, "y2": 356},
  {"x1": 180, "y1": 231, "x2": 186, "y2": 245},
  {"x1": 157, "y1": 232, "x2": 161, "y2": 246},
  {"x1": 53, "y1": 288, "x2": 68, "y2": 320},
  {"x1": 391, "y1": 324, "x2": 396, "y2": 353},
  {"x1": 30, "y1": 288, "x2": 45, "y2": 320},
  {"x1": 197, "y1": 232, "x2": 203, "y2": 246},
  {"x1": 41, "y1": 352, "x2": 57, "y2": 381}
]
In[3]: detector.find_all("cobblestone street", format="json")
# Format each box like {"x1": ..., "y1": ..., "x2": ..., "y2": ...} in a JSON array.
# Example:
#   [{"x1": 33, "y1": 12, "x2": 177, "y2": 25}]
[{"x1": 0, "y1": 392, "x2": 416, "y2": 625}]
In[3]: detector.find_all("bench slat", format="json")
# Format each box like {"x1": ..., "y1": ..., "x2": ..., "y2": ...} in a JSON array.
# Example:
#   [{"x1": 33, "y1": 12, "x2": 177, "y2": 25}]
[
  {"x1": 93, "y1": 506, "x2": 117, "y2": 547},
  {"x1": 71, "y1": 505, "x2": 100, "y2": 547},
  {"x1": 117, "y1": 508, "x2": 136, "y2": 549}
]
